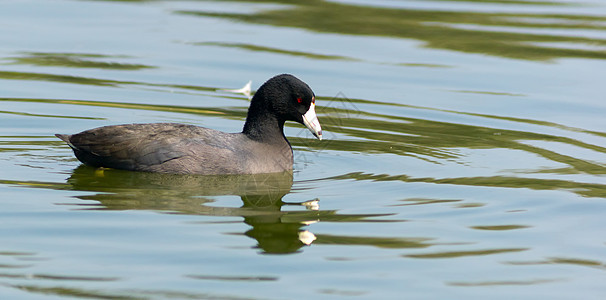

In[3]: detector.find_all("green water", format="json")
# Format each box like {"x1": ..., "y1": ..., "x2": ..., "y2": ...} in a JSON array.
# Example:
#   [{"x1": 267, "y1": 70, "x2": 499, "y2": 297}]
[{"x1": 1, "y1": 0, "x2": 606, "y2": 299}]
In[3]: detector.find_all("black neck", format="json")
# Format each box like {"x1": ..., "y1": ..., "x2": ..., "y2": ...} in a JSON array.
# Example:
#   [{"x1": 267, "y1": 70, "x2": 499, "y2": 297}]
[{"x1": 242, "y1": 106, "x2": 288, "y2": 144}]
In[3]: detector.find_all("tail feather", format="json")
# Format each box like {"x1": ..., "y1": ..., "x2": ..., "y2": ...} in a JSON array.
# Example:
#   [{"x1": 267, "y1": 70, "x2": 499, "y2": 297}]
[{"x1": 55, "y1": 134, "x2": 75, "y2": 148}]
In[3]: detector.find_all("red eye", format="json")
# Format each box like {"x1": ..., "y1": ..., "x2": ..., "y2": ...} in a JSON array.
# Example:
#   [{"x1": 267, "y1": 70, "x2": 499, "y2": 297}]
[{"x1": 297, "y1": 97, "x2": 302, "y2": 103}]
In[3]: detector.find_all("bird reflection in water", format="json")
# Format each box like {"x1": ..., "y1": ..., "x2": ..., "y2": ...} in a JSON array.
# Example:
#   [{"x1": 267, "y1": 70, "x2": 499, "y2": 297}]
[{"x1": 65, "y1": 166, "x2": 319, "y2": 254}]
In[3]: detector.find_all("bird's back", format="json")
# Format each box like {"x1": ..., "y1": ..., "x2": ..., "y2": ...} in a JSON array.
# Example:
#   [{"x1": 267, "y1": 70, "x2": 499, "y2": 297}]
[{"x1": 56, "y1": 123, "x2": 293, "y2": 175}]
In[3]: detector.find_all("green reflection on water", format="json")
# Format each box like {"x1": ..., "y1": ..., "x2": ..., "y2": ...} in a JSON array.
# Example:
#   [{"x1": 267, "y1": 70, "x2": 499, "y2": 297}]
[
  {"x1": 7, "y1": 95, "x2": 605, "y2": 177},
  {"x1": 179, "y1": 0, "x2": 606, "y2": 60},
  {"x1": 405, "y1": 247, "x2": 528, "y2": 259},
  {"x1": 508, "y1": 256, "x2": 606, "y2": 269},
  {"x1": 471, "y1": 225, "x2": 530, "y2": 231},
  {"x1": 315, "y1": 234, "x2": 432, "y2": 249},
  {"x1": 0, "y1": 71, "x2": 225, "y2": 94},
  {"x1": 308, "y1": 98, "x2": 606, "y2": 176},
  {"x1": 6, "y1": 285, "x2": 137, "y2": 300},
  {"x1": 0, "y1": 71, "x2": 122, "y2": 86},
  {"x1": 197, "y1": 42, "x2": 356, "y2": 61},
  {"x1": 448, "y1": 278, "x2": 561, "y2": 286},
  {"x1": 395, "y1": 198, "x2": 462, "y2": 206},
  {"x1": 331, "y1": 172, "x2": 606, "y2": 198},
  {"x1": 0, "y1": 98, "x2": 229, "y2": 119},
  {"x1": 0, "y1": 166, "x2": 397, "y2": 254},
  {"x1": 0, "y1": 273, "x2": 119, "y2": 282},
  {"x1": 6, "y1": 284, "x2": 267, "y2": 300},
  {"x1": 2, "y1": 93, "x2": 605, "y2": 198},
  {"x1": 432, "y1": 0, "x2": 565, "y2": 4},
  {"x1": 0, "y1": 110, "x2": 104, "y2": 120},
  {"x1": 5, "y1": 52, "x2": 153, "y2": 70},
  {"x1": 0, "y1": 251, "x2": 35, "y2": 269}
]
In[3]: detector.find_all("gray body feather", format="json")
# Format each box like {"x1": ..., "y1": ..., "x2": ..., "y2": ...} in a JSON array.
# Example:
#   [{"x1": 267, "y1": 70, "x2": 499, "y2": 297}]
[{"x1": 56, "y1": 123, "x2": 293, "y2": 175}]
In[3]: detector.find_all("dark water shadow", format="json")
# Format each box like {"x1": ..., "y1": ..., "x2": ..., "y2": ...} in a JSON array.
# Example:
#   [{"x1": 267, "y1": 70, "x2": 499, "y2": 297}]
[
  {"x1": 2, "y1": 166, "x2": 403, "y2": 255},
  {"x1": 66, "y1": 166, "x2": 314, "y2": 254}
]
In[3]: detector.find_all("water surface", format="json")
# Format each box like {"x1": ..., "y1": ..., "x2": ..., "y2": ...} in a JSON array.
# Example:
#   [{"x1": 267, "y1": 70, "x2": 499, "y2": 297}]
[{"x1": 1, "y1": 0, "x2": 606, "y2": 299}]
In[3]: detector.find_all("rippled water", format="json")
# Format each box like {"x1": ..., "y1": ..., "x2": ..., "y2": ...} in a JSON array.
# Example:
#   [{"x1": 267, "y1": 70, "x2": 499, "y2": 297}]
[{"x1": 1, "y1": 0, "x2": 606, "y2": 299}]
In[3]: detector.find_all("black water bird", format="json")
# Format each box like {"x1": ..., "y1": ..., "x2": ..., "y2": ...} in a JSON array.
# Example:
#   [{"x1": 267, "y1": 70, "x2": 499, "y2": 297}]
[{"x1": 56, "y1": 74, "x2": 322, "y2": 174}]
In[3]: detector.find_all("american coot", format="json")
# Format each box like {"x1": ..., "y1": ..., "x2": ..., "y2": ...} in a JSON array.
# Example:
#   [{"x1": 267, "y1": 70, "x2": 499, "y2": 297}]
[{"x1": 56, "y1": 74, "x2": 322, "y2": 175}]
